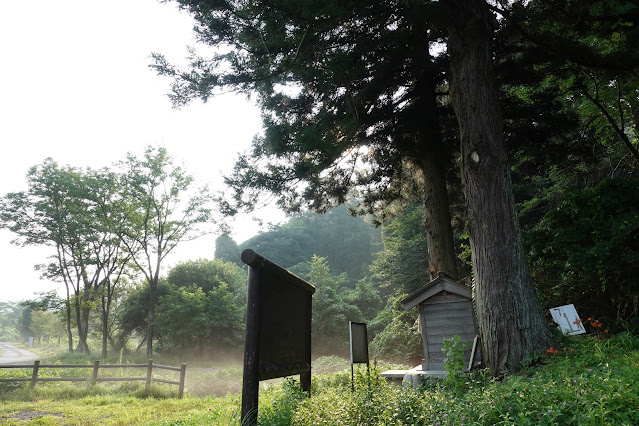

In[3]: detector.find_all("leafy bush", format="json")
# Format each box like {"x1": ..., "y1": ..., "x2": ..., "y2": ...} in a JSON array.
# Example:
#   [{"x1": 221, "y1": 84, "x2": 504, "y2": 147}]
[
  {"x1": 369, "y1": 295, "x2": 422, "y2": 364},
  {"x1": 442, "y1": 335, "x2": 468, "y2": 393},
  {"x1": 527, "y1": 178, "x2": 639, "y2": 329},
  {"x1": 260, "y1": 333, "x2": 639, "y2": 425}
]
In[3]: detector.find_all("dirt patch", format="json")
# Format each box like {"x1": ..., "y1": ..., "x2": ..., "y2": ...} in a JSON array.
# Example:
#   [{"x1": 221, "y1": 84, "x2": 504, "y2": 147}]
[{"x1": 8, "y1": 409, "x2": 64, "y2": 420}]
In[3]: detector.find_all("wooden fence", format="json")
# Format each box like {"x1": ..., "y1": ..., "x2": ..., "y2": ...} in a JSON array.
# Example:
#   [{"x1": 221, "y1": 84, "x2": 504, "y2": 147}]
[{"x1": 0, "y1": 359, "x2": 186, "y2": 398}]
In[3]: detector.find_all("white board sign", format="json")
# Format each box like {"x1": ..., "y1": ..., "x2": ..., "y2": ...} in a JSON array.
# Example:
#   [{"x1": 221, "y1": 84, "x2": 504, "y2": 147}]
[{"x1": 549, "y1": 304, "x2": 586, "y2": 335}]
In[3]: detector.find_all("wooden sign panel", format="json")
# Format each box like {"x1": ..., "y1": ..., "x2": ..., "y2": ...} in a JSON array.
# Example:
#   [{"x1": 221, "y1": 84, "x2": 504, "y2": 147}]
[
  {"x1": 258, "y1": 263, "x2": 312, "y2": 379},
  {"x1": 240, "y1": 249, "x2": 315, "y2": 425}
]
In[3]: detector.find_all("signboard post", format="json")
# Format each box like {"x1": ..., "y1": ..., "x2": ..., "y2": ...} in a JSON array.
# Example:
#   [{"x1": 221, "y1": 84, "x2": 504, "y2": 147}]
[
  {"x1": 349, "y1": 321, "x2": 369, "y2": 390},
  {"x1": 240, "y1": 249, "x2": 315, "y2": 425}
]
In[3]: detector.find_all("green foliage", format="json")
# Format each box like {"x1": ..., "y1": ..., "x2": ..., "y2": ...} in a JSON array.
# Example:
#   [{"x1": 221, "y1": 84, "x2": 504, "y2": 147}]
[
  {"x1": 346, "y1": 280, "x2": 383, "y2": 321},
  {"x1": 155, "y1": 0, "x2": 457, "y2": 220},
  {"x1": 292, "y1": 367, "x2": 432, "y2": 425},
  {"x1": 214, "y1": 234, "x2": 242, "y2": 267},
  {"x1": 258, "y1": 378, "x2": 308, "y2": 426},
  {"x1": 527, "y1": 178, "x2": 639, "y2": 327},
  {"x1": 442, "y1": 335, "x2": 468, "y2": 392},
  {"x1": 0, "y1": 390, "x2": 240, "y2": 425},
  {"x1": 311, "y1": 356, "x2": 351, "y2": 375},
  {"x1": 278, "y1": 333, "x2": 639, "y2": 425},
  {"x1": 30, "y1": 310, "x2": 65, "y2": 345},
  {"x1": 0, "y1": 302, "x2": 20, "y2": 341},
  {"x1": 370, "y1": 202, "x2": 431, "y2": 296},
  {"x1": 115, "y1": 146, "x2": 214, "y2": 356},
  {"x1": 16, "y1": 292, "x2": 65, "y2": 341},
  {"x1": 167, "y1": 258, "x2": 246, "y2": 303},
  {"x1": 118, "y1": 259, "x2": 246, "y2": 354},
  {"x1": 369, "y1": 296, "x2": 422, "y2": 364},
  {"x1": 241, "y1": 204, "x2": 381, "y2": 282},
  {"x1": 309, "y1": 256, "x2": 363, "y2": 354},
  {"x1": 186, "y1": 364, "x2": 244, "y2": 397},
  {"x1": 6, "y1": 334, "x2": 639, "y2": 425}
]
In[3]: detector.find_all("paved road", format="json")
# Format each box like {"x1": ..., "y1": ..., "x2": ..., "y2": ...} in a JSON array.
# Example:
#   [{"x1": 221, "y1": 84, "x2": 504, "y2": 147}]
[{"x1": 0, "y1": 342, "x2": 39, "y2": 364}]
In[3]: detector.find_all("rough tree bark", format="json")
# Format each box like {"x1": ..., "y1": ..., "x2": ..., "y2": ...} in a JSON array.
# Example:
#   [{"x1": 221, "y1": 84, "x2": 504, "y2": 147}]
[
  {"x1": 417, "y1": 52, "x2": 459, "y2": 281},
  {"x1": 421, "y1": 151, "x2": 458, "y2": 281},
  {"x1": 444, "y1": 0, "x2": 554, "y2": 374}
]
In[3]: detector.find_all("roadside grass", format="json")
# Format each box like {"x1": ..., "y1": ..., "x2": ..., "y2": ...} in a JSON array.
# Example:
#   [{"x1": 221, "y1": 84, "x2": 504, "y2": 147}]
[{"x1": 0, "y1": 390, "x2": 239, "y2": 425}]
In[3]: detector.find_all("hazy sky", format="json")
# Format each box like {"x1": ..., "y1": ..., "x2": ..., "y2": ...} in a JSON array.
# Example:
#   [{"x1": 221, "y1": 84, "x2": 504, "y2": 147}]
[{"x1": 0, "y1": 0, "x2": 281, "y2": 302}]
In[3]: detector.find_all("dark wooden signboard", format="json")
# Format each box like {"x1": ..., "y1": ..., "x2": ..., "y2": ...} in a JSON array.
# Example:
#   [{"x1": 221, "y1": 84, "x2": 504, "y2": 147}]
[{"x1": 240, "y1": 249, "x2": 315, "y2": 425}]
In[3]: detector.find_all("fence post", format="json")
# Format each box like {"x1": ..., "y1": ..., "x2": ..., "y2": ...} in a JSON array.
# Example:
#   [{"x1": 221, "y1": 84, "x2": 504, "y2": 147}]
[
  {"x1": 178, "y1": 363, "x2": 186, "y2": 398},
  {"x1": 92, "y1": 360, "x2": 100, "y2": 385},
  {"x1": 146, "y1": 359, "x2": 153, "y2": 392},
  {"x1": 30, "y1": 360, "x2": 40, "y2": 388}
]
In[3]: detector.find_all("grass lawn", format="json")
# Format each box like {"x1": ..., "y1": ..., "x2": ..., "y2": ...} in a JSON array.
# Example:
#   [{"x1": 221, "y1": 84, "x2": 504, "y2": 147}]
[
  {"x1": 0, "y1": 392, "x2": 238, "y2": 425},
  {"x1": 2, "y1": 332, "x2": 639, "y2": 425}
]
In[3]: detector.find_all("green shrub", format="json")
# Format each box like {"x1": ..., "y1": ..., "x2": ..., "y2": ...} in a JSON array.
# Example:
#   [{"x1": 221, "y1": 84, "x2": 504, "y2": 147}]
[
  {"x1": 527, "y1": 178, "x2": 639, "y2": 329},
  {"x1": 263, "y1": 333, "x2": 639, "y2": 425}
]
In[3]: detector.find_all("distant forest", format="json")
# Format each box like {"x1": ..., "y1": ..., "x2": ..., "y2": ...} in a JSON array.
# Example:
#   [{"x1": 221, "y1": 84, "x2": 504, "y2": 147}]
[{"x1": 215, "y1": 204, "x2": 382, "y2": 284}]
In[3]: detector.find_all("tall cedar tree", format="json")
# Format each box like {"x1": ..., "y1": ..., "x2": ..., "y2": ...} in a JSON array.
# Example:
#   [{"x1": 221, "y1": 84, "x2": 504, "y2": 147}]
[
  {"x1": 444, "y1": 0, "x2": 553, "y2": 373},
  {"x1": 153, "y1": 0, "x2": 564, "y2": 372},
  {"x1": 153, "y1": 0, "x2": 460, "y2": 280}
]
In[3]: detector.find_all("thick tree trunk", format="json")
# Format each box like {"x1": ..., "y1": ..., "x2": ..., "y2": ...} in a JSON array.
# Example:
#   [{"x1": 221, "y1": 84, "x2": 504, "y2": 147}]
[
  {"x1": 445, "y1": 0, "x2": 553, "y2": 374},
  {"x1": 417, "y1": 52, "x2": 459, "y2": 281},
  {"x1": 421, "y1": 153, "x2": 458, "y2": 281}
]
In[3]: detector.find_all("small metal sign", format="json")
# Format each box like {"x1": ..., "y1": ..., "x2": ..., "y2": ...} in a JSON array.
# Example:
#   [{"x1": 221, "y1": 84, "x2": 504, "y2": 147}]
[
  {"x1": 349, "y1": 321, "x2": 369, "y2": 390},
  {"x1": 549, "y1": 304, "x2": 586, "y2": 335},
  {"x1": 349, "y1": 321, "x2": 369, "y2": 364}
]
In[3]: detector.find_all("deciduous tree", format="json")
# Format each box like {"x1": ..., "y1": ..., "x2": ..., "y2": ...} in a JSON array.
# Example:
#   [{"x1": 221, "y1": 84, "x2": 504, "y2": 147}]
[{"x1": 115, "y1": 146, "x2": 213, "y2": 357}]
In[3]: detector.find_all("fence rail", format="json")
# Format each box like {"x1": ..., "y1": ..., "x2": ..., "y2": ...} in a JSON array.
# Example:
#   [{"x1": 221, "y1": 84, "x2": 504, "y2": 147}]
[{"x1": 0, "y1": 359, "x2": 186, "y2": 398}]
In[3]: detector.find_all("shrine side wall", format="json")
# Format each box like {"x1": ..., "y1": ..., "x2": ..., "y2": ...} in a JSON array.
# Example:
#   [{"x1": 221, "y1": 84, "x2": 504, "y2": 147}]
[{"x1": 422, "y1": 294, "x2": 475, "y2": 368}]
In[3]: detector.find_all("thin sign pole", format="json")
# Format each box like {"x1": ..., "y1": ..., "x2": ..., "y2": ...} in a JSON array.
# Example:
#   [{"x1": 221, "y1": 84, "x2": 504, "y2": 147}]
[{"x1": 241, "y1": 264, "x2": 262, "y2": 425}]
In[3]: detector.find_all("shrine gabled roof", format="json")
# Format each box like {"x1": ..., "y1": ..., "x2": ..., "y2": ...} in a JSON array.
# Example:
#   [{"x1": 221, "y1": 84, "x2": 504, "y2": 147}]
[{"x1": 401, "y1": 272, "x2": 472, "y2": 311}]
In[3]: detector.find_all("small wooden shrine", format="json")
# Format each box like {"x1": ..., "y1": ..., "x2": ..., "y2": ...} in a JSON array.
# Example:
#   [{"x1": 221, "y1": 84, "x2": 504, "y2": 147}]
[{"x1": 401, "y1": 272, "x2": 477, "y2": 371}]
